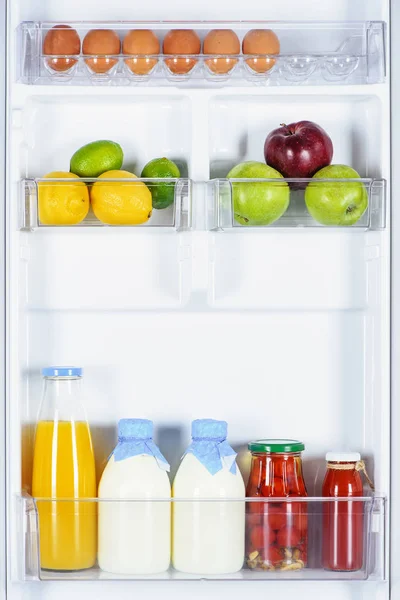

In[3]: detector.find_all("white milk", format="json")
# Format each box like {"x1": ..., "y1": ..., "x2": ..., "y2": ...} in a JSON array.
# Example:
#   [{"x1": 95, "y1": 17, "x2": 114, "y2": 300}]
[
  {"x1": 98, "y1": 454, "x2": 171, "y2": 575},
  {"x1": 173, "y1": 452, "x2": 245, "y2": 574}
]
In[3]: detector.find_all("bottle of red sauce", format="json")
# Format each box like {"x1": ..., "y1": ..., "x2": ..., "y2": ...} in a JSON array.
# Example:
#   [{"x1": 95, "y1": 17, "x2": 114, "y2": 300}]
[{"x1": 322, "y1": 452, "x2": 374, "y2": 571}]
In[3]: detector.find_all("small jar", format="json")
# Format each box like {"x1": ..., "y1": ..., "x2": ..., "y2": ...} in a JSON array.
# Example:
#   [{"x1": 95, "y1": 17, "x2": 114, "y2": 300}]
[{"x1": 246, "y1": 439, "x2": 307, "y2": 571}]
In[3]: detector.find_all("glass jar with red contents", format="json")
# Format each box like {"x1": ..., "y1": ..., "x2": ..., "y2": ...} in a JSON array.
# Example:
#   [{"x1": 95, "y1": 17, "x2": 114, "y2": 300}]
[
  {"x1": 246, "y1": 439, "x2": 307, "y2": 572},
  {"x1": 322, "y1": 452, "x2": 374, "y2": 572}
]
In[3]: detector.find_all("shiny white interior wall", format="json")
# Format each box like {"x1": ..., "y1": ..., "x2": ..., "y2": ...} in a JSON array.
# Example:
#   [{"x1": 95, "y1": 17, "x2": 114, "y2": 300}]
[
  {"x1": 23, "y1": 308, "x2": 382, "y2": 485},
  {"x1": 14, "y1": 0, "x2": 388, "y2": 22},
  {"x1": 22, "y1": 96, "x2": 191, "y2": 178},
  {"x1": 209, "y1": 95, "x2": 382, "y2": 179},
  {"x1": 7, "y1": 580, "x2": 390, "y2": 600},
  {"x1": 391, "y1": 0, "x2": 400, "y2": 594},
  {"x1": 0, "y1": 1, "x2": 6, "y2": 600}
]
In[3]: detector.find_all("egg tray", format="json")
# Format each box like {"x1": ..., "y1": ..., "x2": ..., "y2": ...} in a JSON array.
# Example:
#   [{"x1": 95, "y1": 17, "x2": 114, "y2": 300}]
[
  {"x1": 36, "y1": 53, "x2": 373, "y2": 85},
  {"x1": 17, "y1": 21, "x2": 386, "y2": 86}
]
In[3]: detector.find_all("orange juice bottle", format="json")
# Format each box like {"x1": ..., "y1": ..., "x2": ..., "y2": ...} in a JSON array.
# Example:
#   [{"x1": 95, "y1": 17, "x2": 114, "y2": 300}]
[{"x1": 32, "y1": 367, "x2": 96, "y2": 571}]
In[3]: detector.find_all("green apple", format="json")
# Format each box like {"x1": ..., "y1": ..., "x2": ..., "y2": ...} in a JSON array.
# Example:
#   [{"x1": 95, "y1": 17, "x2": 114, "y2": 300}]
[
  {"x1": 227, "y1": 161, "x2": 289, "y2": 226},
  {"x1": 305, "y1": 164, "x2": 368, "y2": 226}
]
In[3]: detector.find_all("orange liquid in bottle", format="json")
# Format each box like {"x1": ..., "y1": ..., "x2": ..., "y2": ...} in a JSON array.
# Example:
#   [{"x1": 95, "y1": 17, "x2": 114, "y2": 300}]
[{"x1": 32, "y1": 420, "x2": 97, "y2": 570}]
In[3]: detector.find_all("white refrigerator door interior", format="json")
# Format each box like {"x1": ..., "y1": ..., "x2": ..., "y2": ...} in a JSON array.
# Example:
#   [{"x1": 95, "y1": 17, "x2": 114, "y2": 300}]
[
  {"x1": 391, "y1": 0, "x2": 400, "y2": 597},
  {"x1": 0, "y1": 0, "x2": 5, "y2": 599},
  {"x1": 5, "y1": 0, "x2": 391, "y2": 599}
]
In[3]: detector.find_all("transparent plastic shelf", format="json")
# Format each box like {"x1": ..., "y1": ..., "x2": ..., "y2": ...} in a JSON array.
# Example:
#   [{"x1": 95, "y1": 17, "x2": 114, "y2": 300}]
[
  {"x1": 21, "y1": 178, "x2": 385, "y2": 232},
  {"x1": 17, "y1": 21, "x2": 385, "y2": 87},
  {"x1": 21, "y1": 177, "x2": 192, "y2": 230},
  {"x1": 17, "y1": 495, "x2": 385, "y2": 582},
  {"x1": 208, "y1": 178, "x2": 386, "y2": 231}
]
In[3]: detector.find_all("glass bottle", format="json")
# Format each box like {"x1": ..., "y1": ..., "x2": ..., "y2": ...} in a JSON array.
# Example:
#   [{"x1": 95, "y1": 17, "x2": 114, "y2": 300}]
[
  {"x1": 98, "y1": 419, "x2": 171, "y2": 575},
  {"x1": 246, "y1": 439, "x2": 307, "y2": 571},
  {"x1": 31, "y1": 366, "x2": 96, "y2": 571},
  {"x1": 172, "y1": 419, "x2": 245, "y2": 575},
  {"x1": 322, "y1": 452, "x2": 373, "y2": 572}
]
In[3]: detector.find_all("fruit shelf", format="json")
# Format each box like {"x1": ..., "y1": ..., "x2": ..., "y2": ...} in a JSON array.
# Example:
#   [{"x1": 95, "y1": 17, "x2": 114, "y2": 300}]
[
  {"x1": 16, "y1": 495, "x2": 385, "y2": 582},
  {"x1": 20, "y1": 177, "x2": 192, "y2": 230},
  {"x1": 21, "y1": 177, "x2": 385, "y2": 232},
  {"x1": 17, "y1": 21, "x2": 386, "y2": 87},
  {"x1": 208, "y1": 178, "x2": 386, "y2": 231}
]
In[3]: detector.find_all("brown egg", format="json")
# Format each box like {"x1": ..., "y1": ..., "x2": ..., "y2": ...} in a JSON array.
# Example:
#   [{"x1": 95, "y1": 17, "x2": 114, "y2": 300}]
[
  {"x1": 203, "y1": 29, "x2": 240, "y2": 74},
  {"x1": 43, "y1": 25, "x2": 81, "y2": 72},
  {"x1": 123, "y1": 30, "x2": 160, "y2": 75},
  {"x1": 83, "y1": 29, "x2": 121, "y2": 74},
  {"x1": 163, "y1": 29, "x2": 201, "y2": 75},
  {"x1": 242, "y1": 29, "x2": 280, "y2": 73}
]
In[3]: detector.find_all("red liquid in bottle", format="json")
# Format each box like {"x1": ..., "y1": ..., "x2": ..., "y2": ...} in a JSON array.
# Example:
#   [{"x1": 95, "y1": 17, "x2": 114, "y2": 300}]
[{"x1": 322, "y1": 456, "x2": 364, "y2": 571}]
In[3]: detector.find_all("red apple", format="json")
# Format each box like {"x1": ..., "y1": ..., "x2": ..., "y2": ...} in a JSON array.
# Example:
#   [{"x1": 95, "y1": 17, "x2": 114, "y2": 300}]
[{"x1": 264, "y1": 121, "x2": 333, "y2": 179}]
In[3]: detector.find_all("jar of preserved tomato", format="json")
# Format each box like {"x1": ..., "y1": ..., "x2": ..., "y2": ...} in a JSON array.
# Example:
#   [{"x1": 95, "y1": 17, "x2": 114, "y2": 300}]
[
  {"x1": 246, "y1": 439, "x2": 307, "y2": 572},
  {"x1": 322, "y1": 452, "x2": 374, "y2": 572}
]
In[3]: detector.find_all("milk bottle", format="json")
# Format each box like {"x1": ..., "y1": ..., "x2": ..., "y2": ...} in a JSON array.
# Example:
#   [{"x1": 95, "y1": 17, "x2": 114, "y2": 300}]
[
  {"x1": 172, "y1": 419, "x2": 245, "y2": 574},
  {"x1": 98, "y1": 419, "x2": 171, "y2": 574}
]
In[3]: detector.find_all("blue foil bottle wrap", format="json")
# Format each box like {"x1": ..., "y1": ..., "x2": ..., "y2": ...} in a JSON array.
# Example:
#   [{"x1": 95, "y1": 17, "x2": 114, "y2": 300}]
[
  {"x1": 184, "y1": 419, "x2": 238, "y2": 476},
  {"x1": 112, "y1": 419, "x2": 170, "y2": 472}
]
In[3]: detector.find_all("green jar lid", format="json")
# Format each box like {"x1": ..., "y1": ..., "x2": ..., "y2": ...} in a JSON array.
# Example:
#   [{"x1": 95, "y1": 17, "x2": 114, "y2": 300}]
[{"x1": 248, "y1": 439, "x2": 305, "y2": 453}]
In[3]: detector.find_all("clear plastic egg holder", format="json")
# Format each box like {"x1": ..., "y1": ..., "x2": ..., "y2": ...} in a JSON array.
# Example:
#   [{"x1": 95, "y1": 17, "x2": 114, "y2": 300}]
[
  {"x1": 18, "y1": 21, "x2": 385, "y2": 86},
  {"x1": 40, "y1": 54, "x2": 361, "y2": 85}
]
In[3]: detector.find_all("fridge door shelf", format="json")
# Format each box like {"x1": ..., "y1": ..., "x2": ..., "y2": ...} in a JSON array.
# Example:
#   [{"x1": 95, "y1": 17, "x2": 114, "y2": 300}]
[
  {"x1": 17, "y1": 21, "x2": 385, "y2": 87},
  {"x1": 21, "y1": 177, "x2": 192, "y2": 230},
  {"x1": 17, "y1": 494, "x2": 385, "y2": 582},
  {"x1": 21, "y1": 177, "x2": 385, "y2": 232},
  {"x1": 208, "y1": 178, "x2": 386, "y2": 231}
]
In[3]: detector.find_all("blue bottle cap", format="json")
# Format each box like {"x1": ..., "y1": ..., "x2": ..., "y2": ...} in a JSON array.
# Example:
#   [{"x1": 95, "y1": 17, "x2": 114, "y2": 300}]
[
  {"x1": 192, "y1": 419, "x2": 228, "y2": 441},
  {"x1": 42, "y1": 366, "x2": 83, "y2": 377},
  {"x1": 118, "y1": 419, "x2": 153, "y2": 440}
]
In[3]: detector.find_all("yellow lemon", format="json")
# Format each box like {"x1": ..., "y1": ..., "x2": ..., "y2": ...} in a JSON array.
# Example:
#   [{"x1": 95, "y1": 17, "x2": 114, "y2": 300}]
[
  {"x1": 38, "y1": 171, "x2": 89, "y2": 225},
  {"x1": 90, "y1": 170, "x2": 152, "y2": 225}
]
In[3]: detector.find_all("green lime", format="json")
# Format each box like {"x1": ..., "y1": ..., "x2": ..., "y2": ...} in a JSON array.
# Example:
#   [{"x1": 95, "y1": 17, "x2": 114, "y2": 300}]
[
  {"x1": 70, "y1": 140, "x2": 123, "y2": 178},
  {"x1": 141, "y1": 157, "x2": 180, "y2": 210}
]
